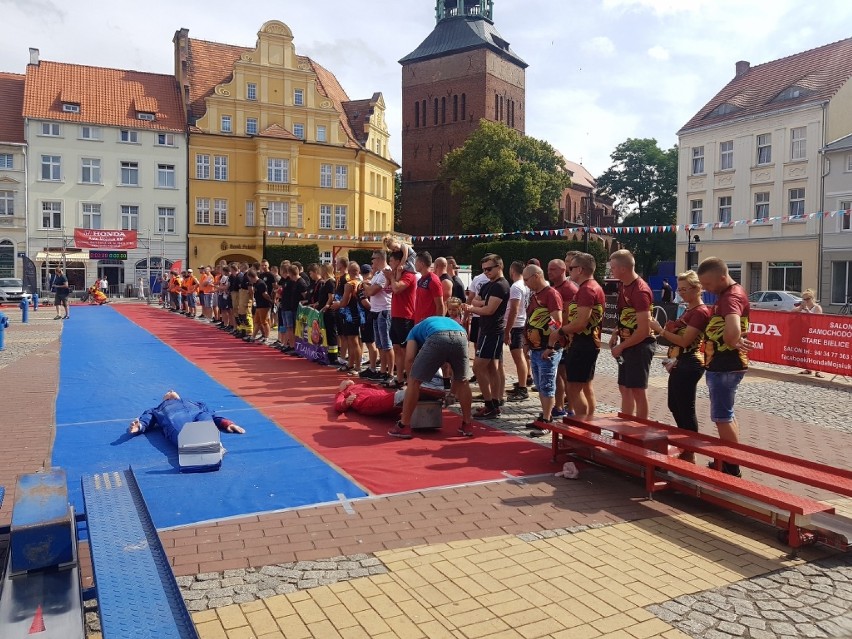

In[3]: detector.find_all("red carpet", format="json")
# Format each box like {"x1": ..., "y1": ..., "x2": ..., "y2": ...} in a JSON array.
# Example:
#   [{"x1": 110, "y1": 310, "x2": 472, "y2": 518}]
[{"x1": 115, "y1": 305, "x2": 555, "y2": 494}]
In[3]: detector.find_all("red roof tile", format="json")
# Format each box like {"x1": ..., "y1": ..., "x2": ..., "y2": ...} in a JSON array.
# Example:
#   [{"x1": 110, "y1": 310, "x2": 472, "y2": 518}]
[
  {"x1": 184, "y1": 38, "x2": 251, "y2": 123},
  {"x1": 23, "y1": 61, "x2": 185, "y2": 132},
  {"x1": 0, "y1": 72, "x2": 25, "y2": 144},
  {"x1": 304, "y1": 57, "x2": 360, "y2": 149},
  {"x1": 680, "y1": 37, "x2": 852, "y2": 133}
]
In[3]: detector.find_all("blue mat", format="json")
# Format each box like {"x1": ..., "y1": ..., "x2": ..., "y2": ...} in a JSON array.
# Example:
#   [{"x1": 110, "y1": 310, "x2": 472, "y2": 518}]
[{"x1": 52, "y1": 306, "x2": 366, "y2": 531}]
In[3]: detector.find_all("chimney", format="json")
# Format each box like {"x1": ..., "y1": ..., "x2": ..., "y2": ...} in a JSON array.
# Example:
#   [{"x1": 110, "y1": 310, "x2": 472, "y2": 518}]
[
  {"x1": 735, "y1": 60, "x2": 750, "y2": 77},
  {"x1": 28, "y1": 48, "x2": 39, "y2": 66}
]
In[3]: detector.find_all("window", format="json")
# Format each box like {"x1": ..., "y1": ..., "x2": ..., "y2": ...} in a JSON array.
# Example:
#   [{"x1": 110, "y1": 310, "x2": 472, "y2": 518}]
[
  {"x1": 441, "y1": 97, "x2": 446, "y2": 124},
  {"x1": 246, "y1": 118, "x2": 258, "y2": 135},
  {"x1": 213, "y1": 156, "x2": 228, "y2": 181},
  {"x1": 840, "y1": 200, "x2": 851, "y2": 231},
  {"x1": 247, "y1": 83, "x2": 257, "y2": 101},
  {"x1": 832, "y1": 261, "x2": 852, "y2": 304},
  {"x1": 41, "y1": 201, "x2": 61, "y2": 228},
  {"x1": 757, "y1": 133, "x2": 772, "y2": 165},
  {"x1": 790, "y1": 127, "x2": 806, "y2": 160},
  {"x1": 719, "y1": 141, "x2": 733, "y2": 170},
  {"x1": 788, "y1": 188, "x2": 805, "y2": 216},
  {"x1": 120, "y1": 161, "x2": 139, "y2": 186},
  {"x1": 453, "y1": 94, "x2": 458, "y2": 122},
  {"x1": 81, "y1": 158, "x2": 101, "y2": 184},
  {"x1": 62, "y1": 103, "x2": 80, "y2": 113},
  {"x1": 296, "y1": 204, "x2": 303, "y2": 228},
  {"x1": 691, "y1": 146, "x2": 705, "y2": 175},
  {"x1": 157, "y1": 164, "x2": 176, "y2": 188},
  {"x1": 41, "y1": 155, "x2": 61, "y2": 181},
  {"x1": 0, "y1": 153, "x2": 12, "y2": 169},
  {"x1": 316, "y1": 125, "x2": 326, "y2": 142},
  {"x1": 137, "y1": 112, "x2": 155, "y2": 121},
  {"x1": 156, "y1": 133, "x2": 175, "y2": 146},
  {"x1": 245, "y1": 201, "x2": 255, "y2": 227},
  {"x1": 461, "y1": 93, "x2": 466, "y2": 120},
  {"x1": 294, "y1": 89, "x2": 304, "y2": 106},
  {"x1": 80, "y1": 126, "x2": 101, "y2": 140},
  {"x1": 0, "y1": 191, "x2": 14, "y2": 216},
  {"x1": 320, "y1": 250, "x2": 332, "y2": 264},
  {"x1": 268, "y1": 202, "x2": 288, "y2": 227},
  {"x1": 335, "y1": 165, "x2": 348, "y2": 189},
  {"x1": 213, "y1": 199, "x2": 228, "y2": 225},
  {"x1": 689, "y1": 199, "x2": 703, "y2": 225},
  {"x1": 727, "y1": 262, "x2": 742, "y2": 284},
  {"x1": 82, "y1": 203, "x2": 101, "y2": 229},
  {"x1": 320, "y1": 164, "x2": 332, "y2": 188},
  {"x1": 220, "y1": 115, "x2": 232, "y2": 133},
  {"x1": 434, "y1": 98, "x2": 438, "y2": 125},
  {"x1": 768, "y1": 261, "x2": 802, "y2": 292},
  {"x1": 121, "y1": 205, "x2": 139, "y2": 230},
  {"x1": 158, "y1": 207, "x2": 175, "y2": 234},
  {"x1": 319, "y1": 204, "x2": 332, "y2": 229},
  {"x1": 755, "y1": 192, "x2": 770, "y2": 220},
  {"x1": 293, "y1": 123, "x2": 304, "y2": 139},
  {"x1": 119, "y1": 130, "x2": 138, "y2": 143},
  {"x1": 847, "y1": 154, "x2": 852, "y2": 172},
  {"x1": 415, "y1": 101, "x2": 420, "y2": 128},
  {"x1": 773, "y1": 86, "x2": 812, "y2": 103},
  {"x1": 267, "y1": 158, "x2": 289, "y2": 183},
  {"x1": 422, "y1": 99, "x2": 427, "y2": 127},
  {"x1": 196, "y1": 154, "x2": 210, "y2": 179},
  {"x1": 41, "y1": 122, "x2": 60, "y2": 136},
  {"x1": 195, "y1": 198, "x2": 210, "y2": 225},
  {"x1": 334, "y1": 205, "x2": 347, "y2": 230},
  {"x1": 718, "y1": 196, "x2": 732, "y2": 224}
]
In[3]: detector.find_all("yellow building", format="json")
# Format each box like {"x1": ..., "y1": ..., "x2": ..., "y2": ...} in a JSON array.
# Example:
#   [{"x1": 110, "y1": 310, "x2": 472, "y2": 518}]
[{"x1": 174, "y1": 20, "x2": 398, "y2": 267}]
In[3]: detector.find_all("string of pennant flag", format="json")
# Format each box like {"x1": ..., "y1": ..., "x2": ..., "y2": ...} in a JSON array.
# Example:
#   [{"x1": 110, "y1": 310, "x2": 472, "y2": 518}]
[{"x1": 263, "y1": 208, "x2": 850, "y2": 243}]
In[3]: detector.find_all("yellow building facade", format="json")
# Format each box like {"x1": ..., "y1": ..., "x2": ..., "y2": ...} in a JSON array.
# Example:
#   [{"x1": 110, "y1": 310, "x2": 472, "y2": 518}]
[{"x1": 174, "y1": 20, "x2": 397, "y2": 267}]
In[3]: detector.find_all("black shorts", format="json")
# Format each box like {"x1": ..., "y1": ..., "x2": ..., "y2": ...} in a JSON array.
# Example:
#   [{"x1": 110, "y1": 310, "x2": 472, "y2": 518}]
[
  {"x1": 220, "y1": 295, "x2": 233, "y2": 310},
  {"x1": 564, "y1": 345, "x2": 600, "y2": 383},
  {"x1": 360, "y1": 312, "x2": 375, "y2": 343},
  {"x1": 340, "y1": 321, "x2": 361, "y2": 337},
  {"x1": 508, "y1": 327, "x2": 524, "y2": 350},
  {"x1": 469, "y1": 316, "x2": 480, "y2": 344},
  {"x1": 390, "y1": 317, "x2": 414, "y2": 346},
  {"x1": 617, "y1": 340, "x2": 656, "y2": 389},
  {"x1": 475, "y1": 332, "x2": 503, "y2": 360}
]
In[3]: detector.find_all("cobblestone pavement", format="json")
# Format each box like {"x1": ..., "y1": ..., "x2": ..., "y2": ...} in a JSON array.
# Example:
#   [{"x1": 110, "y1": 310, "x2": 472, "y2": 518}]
[{"x1": 0, "y1": 305, "x2": 63, "y2": 369}]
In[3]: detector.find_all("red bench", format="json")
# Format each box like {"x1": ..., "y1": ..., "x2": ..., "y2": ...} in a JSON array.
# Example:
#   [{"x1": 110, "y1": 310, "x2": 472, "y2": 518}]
[{"x1": 545, "y1": 414, "x2": 852, "y2": 551}]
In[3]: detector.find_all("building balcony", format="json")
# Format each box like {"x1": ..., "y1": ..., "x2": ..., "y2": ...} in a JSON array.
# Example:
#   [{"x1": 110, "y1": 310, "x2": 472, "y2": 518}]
[{"x1": 261, "y1": 182, "x2": 291, "y2": 194}]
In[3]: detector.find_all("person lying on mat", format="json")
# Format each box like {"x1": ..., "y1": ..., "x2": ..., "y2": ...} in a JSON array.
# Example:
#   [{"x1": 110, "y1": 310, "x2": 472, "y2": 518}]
[
  {"x1": 128, "y1": 390, "x2": 245, "y2": 446},
  {"x1": 334, "y1": 378, "x2": 449, "y2": 417}
]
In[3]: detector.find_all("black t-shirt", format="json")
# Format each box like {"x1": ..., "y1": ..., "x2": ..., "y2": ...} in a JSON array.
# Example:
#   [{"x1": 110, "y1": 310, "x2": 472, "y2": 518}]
[
  {"x1": 320, "y1": 278, "x2": 335, "y2": 308},
  {"x1": 253, "y1": 280, "x2": 271, "y2": 308},
  {"x1": 280, "y1": 279, "x2": 297, "y2": 309},
  {"x1": 451, "y1": 275, "x2": 466, "y2": 301},
  {"x1": 309, "y1": 279, "x2": 323, "y2": 306},
  {"x1": 291, "y1": 278, "x2": 308, "y2": 312},
  {"x1": 228, "y1": 271, "x2": 241, "y2": 293},
  {"x1": 260, "y1": 271, "x2": 276, "y2": 296},
  {"x1": 238, "y1": 271, "x2": 250, "y2": 291},
  {"x1": 300, "y1": 272, "x2": 311, "y2": 290},
  {"x1": 54, "y1": 274, "x2": 69, "y2": 298},
  {"x1": 478, "y1": 277, "x2": 510, "y2": 335}
]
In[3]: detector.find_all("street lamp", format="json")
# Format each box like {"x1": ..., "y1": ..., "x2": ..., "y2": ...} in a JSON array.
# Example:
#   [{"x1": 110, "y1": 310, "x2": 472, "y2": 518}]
[{"x1": 261, "y1": 207, "x2": 268, "y2": 261}]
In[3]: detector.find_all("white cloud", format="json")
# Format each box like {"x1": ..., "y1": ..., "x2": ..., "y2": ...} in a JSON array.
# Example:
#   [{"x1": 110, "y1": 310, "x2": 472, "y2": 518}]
[
  {"x1": 647, "y1": 45, "x2": 670, "y2": 61},
  {"x1": 582, "y1": 36, "x2": 617, "y2": 58}
]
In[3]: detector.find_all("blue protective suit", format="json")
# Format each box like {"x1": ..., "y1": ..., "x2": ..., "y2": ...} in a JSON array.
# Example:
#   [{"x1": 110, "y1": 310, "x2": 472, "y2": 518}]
[{"x1": 137, "y1": 399, "x2": 231, "y2": 446}]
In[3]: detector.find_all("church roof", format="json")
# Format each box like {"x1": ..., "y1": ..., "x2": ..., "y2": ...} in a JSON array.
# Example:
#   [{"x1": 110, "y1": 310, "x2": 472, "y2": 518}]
[{"x1": 399, "y1": 15, "x2": 527, "y2": 68}]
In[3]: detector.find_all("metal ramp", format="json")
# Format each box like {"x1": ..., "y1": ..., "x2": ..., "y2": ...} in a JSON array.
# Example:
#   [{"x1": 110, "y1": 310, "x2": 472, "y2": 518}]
[
  {"x1": 81, "y1": 469, "x2": 199, "y2": 639},
  {"x1": 803, "y1": 511, "x2": 852, "y2": 550}
]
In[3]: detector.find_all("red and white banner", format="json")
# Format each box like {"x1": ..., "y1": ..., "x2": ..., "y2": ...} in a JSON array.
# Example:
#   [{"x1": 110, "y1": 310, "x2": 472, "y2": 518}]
[
  {"x1": 74, "y1": 228, "x2": 138, "y2": 249},
  {"x1": 748, "y1": 310, "x2": 852, "y2": 376}
]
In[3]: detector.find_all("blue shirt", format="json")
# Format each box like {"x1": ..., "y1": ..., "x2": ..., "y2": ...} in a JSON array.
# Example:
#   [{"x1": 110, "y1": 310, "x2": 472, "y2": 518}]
[
  {"x1": 406, "y1": 315, "x2": 465, "y2": 346},
  {"x1": 138, "y1": 399, "x2": 228, "y2": 446}
]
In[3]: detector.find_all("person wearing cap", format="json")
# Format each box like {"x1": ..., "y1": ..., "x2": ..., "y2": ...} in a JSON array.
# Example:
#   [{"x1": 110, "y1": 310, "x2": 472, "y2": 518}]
[{"x1": 128, "y1": 390, "x2": 245, "y2": 446}]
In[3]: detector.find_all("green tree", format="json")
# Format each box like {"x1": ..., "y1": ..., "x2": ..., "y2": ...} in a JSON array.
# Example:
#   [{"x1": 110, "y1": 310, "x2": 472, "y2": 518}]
[
  {"x1": 596, "y1": 138, "x2": 678, "y2": 276},
  {"x1": 440, "y1": 120, "x2": 571, "y2": 234}
]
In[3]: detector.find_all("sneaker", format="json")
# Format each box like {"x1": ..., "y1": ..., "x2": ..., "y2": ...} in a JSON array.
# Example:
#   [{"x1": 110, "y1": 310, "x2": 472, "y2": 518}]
[
  {"x1": 388, "y1": 421, "x2": 413, "y2": 439},
  {"x1": 707, "y1": 461, "x2": 742, "y2": 478},
  {"x1": 551, "y1": 408, "x2": 568, "y2": 418},
  {"x1": 474, "y1": 406, "x2": 501, "y2": 419},
  {"x1": 338, "y1": 365, "x2": 353, "y2": 373},
  {"x1": 359, "y1": 368, "x2": 377, "y2": 378},
  {"x1": 383, "y1": 378, "x2": 405, "y2": 390},
  {"x1": 526, "y1": 376, "x2": 534, "y2": 386},
  {"x1": 527, "y1": 415, "x2": 552, "y2": 438},
  {"x1": 507, "y1": 389, "x2": 529, "y2": 402},
  {"x1": 458, "y1": 422, "x2": 474, "y2": 437},
  {"x1": 337, "y1": 357, "x2": 348, "y2": 366}
]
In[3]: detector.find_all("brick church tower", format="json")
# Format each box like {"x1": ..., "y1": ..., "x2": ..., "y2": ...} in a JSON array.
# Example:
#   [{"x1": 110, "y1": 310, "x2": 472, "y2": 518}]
[{"x1": 399, "y1": 0, "x2": 527, "y2": 239}]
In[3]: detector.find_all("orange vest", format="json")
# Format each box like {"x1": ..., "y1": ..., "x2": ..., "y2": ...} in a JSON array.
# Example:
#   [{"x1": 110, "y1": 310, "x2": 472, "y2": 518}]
[
  {"x1": 169, "y1": 276, "x2": 182, "y2": 293},
  {"x1": 200, "y1": 275, "x2": 215, "y2": 294}
]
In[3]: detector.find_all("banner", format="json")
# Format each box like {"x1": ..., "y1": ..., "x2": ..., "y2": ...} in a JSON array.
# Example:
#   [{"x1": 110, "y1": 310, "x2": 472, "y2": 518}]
[
  {"x1": 295, "y1": 305, "x2": 328, "y2": 363},
  {"x1": 74, "y1": 228, "x2": 138, "y2": 249},
  {"x1": 21, "y1": 255, "x2": 38, "y2": 294},
  {"x1": 747, "y1": 310, "x2": 852, "y2": 376}
]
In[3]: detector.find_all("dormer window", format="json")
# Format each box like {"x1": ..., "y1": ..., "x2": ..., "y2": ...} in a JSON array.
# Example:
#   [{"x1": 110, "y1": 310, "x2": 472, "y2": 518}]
[
  {"x1": 137, "y1": 112, "x2": 156, "y2": 121},
  {"x1": 62, "y1": 103, "x2": 80, "y2": 113},
  {"x1": 772, "y1": 85, "x2": 813, "y2": 103},
  {"x1": 706, "y1": 102, "x2": 740, "y2": 118}
]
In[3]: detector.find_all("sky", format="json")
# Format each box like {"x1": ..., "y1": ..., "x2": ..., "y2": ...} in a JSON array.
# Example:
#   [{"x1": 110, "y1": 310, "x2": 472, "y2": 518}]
[{"x1": 3, "y1": 0, "x2": 852, "y2": 177}]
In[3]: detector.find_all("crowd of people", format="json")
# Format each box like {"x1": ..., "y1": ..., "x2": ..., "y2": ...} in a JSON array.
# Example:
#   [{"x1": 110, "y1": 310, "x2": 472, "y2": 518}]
[{"x1": 153, "y1": 238, "x2": 751, "y2": 459}]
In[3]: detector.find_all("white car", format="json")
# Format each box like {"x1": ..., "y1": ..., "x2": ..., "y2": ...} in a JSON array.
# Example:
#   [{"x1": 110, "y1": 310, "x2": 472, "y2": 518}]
[
  {"x1": 0, "y1": 278, "x2": 33, "y2": 305},
  {"x1": 748, "y1": 290, "x2": 802, "y2": 311}
]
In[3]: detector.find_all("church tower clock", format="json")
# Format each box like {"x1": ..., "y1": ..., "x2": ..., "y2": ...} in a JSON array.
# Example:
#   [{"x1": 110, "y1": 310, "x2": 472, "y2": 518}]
[{"x1": 399, "y1": 0, "x2": 527, "y2": 239}]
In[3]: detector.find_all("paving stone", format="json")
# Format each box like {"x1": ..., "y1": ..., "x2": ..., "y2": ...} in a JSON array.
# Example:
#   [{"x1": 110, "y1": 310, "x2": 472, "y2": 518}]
[
  {"x1": 195, "y1": 572, "x2": 220, "y2": 581},
  {"x1": 693, "y1": 601, "x2": 719, "y2": 615},
  {"x1": 182, "y1": 590, "x2": 207, "y2": 601},
  {"x1": 232, "y1": 594, "x2": 257, "y2": 605},
  {"x1": 275, "y1": 584, "x2": 297, "y2": 595},
  {"x1": 175, "y1": 575, "x2": 194, "y2": 587},
  {"x1": 769, "y1": 621, "x2": 798, "y2": 635},
  {"x1": 740, "y1": 616, "x2": 766, "y2": 631},
  {"x1": 205, "y1": 587, "x2": 236, "y2": 599},
  {"x1": 207, "y1": 597, "x2": 235, "y2": 608},
  {"x1": 256, "y1": 589, "x2": 276, "y2": 599},
  {"x1": 260, "y1": 565, "x2": 288, "y2": 576},
  {"x1": 662, "y1": 601, "x2": 692, "y2": 616},
  {"x1": 795, "y1": 623, "x2": 828, "y2": 638},
  {"x1": 360, "y1": 557, "x2": 381, "y2": 567},
  {"x1": 687, "y1": 611, "x2": 716, "y2": 628},
  {"x1": 784, "y1": 609, "x2": 812, "y2": 623},
  {"x1": 814, "y1": 601, "x2": 847, "y2": 616},
  {"x1": 190, "y1": 580, "x2": 220, "y2": 591},
  {"x1": 294, "y1": 561, "x2": 318, "y2": 570},
  {"x1": 219, "y1": 577, "x2": 245, "y2": 587},
  {"x1": 647, "y1": 605, "x2": 679, "y2": 623},
  {"x1": 297, "y1": 579, "x2": 318, "y2": 589},
  {"x1": 716, "y1": 620, "x2": 746, "y2": 636},
  {"x1": 348, "y1": 568, "x2": 370, "y2": 578},
  {"x1": 233, "y1": 584, "x2": 259, "y2": 595},
  {"x1": 348, "y1": 553, "x2": 370, "y2": 561},
  {"x1": 677, "y1": 619, "x2": 711, "y2": 635},
  {"x1": 703, "y1": 630, "x2": 733, "y2": 639},
  {"x1": 712, "y1": 608, "x2": 738, "y2": 623},
  {"x1": 755, "y1": 600, "x2": 784, "y2": 612},
  {"x1": 337, "y1": 561, "x2": 361, "y2": 570},
  {"x1": 750, "y1": 630, "x2": 777, "y2": 639},
  {"x1": 186, "y1": 599, "x2": 209, "y2": 612},
  {"x1": 763, "y1": 611, "x2": 789, "y2": 622},
  {"x1": 368, "y1": 565, "x2": 388, "y2": 575},
  {"x1": 223, "y1": 569, "x2": 247, "y2": 578}
]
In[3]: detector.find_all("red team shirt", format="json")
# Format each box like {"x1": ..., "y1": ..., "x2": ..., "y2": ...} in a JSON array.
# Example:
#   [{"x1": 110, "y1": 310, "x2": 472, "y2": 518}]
[
  {"x1": 391, "y1": 271, "x2": 417, "y2": 320},
  {"x1": 414, "y1": 272, "x2": 443, "y2": 323}
]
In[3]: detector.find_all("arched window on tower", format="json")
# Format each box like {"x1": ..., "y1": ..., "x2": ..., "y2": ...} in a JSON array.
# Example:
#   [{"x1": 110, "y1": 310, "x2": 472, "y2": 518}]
[
  {"x1": 461, "y1": 93, "x2": 466, "y2": 120},
  {"x1": 432, "y1": 183, "x2": 451, "y2": 237},
  {"x1": 500, "y1": 96, "x2": 504, "y2": 122},
  {"x1": 434, "y1": 98, "x2": 439, "y2": 125},
  {"x1": 422, "y1": 100, "x2": 427, "y2": 127},
  {"x1": 453, "y1": 95, "x2": 458, "y2": 122},
  {"x1": 441, "y1": 97, "x2": 446, "y2": 124},
  {"x1": 415, "y1": 101, "x2": 420, "y2": 128},
  {"x1": 494, "y1": 93, "x2": 499, "y2": 120}
]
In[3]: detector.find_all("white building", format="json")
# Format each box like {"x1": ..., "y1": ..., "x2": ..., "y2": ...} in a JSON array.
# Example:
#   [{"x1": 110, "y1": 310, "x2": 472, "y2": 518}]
[
  {"x1": 0, "y1": 72, "x2": 26, "y2": 278},
  {"x1": 23, "y1": 50, "x2": 187, "y2": 293},
  {"x1": 821, "y1": 133, "x2": 852, "y2": 311},
  {"x1": 676, "y1": 38, "x2": 852, "y2": 295}
]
